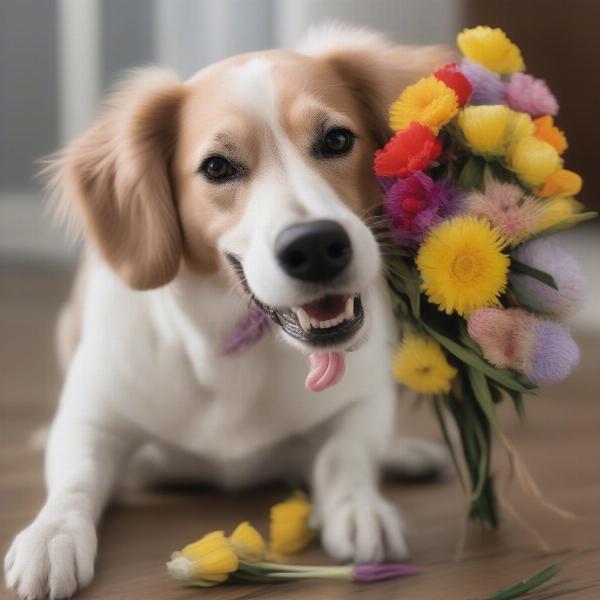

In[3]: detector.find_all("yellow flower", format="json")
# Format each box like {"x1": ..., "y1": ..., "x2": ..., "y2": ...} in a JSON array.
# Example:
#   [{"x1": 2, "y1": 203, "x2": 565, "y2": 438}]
[
  {"x1": 535, "y1": 196, "x2": 584, "y2": 232},
  {"x1": 507, "y1": 136, "x2": 562, "y2": 186},
  {"x1": 389, "y1": 76, "x2": 459, "y2": 133},
  {"x1": 417, "y1": 216, "x2": 510, "y2": 317},
  {"x1": 533, "y1": 115, "x2": 568, "y2": 154},
  {"x1": 457, "y1": 26, "x2": 525, "y2": 74},
  {"x1": 508, "y1": 111, "x2": 534, "y2": 141},
  {"x1": 166, "y1": 531, "x2": 238, "y2": 587},
  {"x1": 270, "y1": 492, "x2": 314, "y2": 555},
  {"x1": 534, "y1": 169, "x2": 582, "y2": 197},
  {"x1": 229, "y1": 522, "x2": 266, "y2": 563},
  {"x1": 458, "y1": 105, "x2": 513, "y2": 156},
  {"x1": 393, "y1": 334, "x2": 457, "y2": 394}
]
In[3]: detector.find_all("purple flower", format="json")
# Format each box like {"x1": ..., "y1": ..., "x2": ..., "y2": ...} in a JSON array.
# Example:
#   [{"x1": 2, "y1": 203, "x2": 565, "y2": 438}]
[
  {"x1": 353, "y1": 563, "x2": 419, "y2": 583},
  {"x1": 511, "y1": 237, "x2": 587, "y2": 318},
  {"x1": 459, "y1": 59, "x2": 506, "y2": 105},
  {"x1": 529, "y1": 322, "x2": 579, "y2": 385},
  {"x1": 382, "y1": 171, "x2": 464, "y2": 246},
  {"x1": 222, "y1": 306, "x2": 270, "y2": 355},
  {"x1": 505, "y1": 72, "x2": 559, "y2": 117}
]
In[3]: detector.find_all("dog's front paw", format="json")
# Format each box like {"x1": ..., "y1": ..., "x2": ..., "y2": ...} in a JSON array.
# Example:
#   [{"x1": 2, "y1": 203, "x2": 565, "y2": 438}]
[
  {"x1": 4, "y1": 511, "x2": 96, "y2": 600},
  {"x1": 320, "y1": 490, "x2": 407, "y2": 564}
]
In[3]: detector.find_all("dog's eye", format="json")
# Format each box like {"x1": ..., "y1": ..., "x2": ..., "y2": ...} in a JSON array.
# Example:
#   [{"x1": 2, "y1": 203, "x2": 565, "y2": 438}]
[
  {"x1": 199, "y1": 156, "x2": 237, "y2": 182},
  {"x1": 317, "y1": 128, "x2": 355, "y2": 158}
]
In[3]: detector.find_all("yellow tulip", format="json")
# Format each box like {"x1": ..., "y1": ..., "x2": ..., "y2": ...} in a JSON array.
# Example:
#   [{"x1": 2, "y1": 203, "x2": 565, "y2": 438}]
[
  {"x1": 270, "y1": 492, "x2": 315, "y2": 555},
  {"x1": 534, "y1": 169, "x2": 582, "y2": 198},
  {"x1": 458, "y1": 105, "x2": 512, "y2": 155},
  {"x1": 536, "y1": 197, "x2": 584, "y2": 232},
  {"x1": 457, "y1": 26, "x2": 525, "y2": 74},
  {"x1": 507, "y1": 136, "x2": 562, "y2": 186},
  {"x1": 229, "y1": 522, "x2": 266, "y2": 563},
  {"x1": 166, "y1": 531, "x2": 238, "y2": 586}
]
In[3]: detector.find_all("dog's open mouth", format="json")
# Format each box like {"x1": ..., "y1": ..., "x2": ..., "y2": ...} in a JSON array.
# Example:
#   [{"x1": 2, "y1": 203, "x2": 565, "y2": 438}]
[
  {"x1": 271, "y1": 294, "x2": 364, "y2": 347},
  {"x1": 226, "y1": 254, "x2": 364, "y2": 348},
  {"x1": 227, "y1": 254, "x2": 365, "y2": 392}
]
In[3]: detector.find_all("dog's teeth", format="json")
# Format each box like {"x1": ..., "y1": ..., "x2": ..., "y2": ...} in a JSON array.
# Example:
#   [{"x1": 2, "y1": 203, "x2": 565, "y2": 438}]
[
  {"x1": 345, "y1": 296, "x2": 355, "y2": 320},
  {"x1": 294, "y1": 307, "x2": 311, "y2": 332},
  {"x1": 310, "y1": 318, "x2": 320, "y2": 329}
]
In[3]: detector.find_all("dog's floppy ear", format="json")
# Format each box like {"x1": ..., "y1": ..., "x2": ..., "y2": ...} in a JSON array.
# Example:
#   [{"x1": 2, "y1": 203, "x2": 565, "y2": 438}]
[
  {"x1": 299, "y1": 23, "x2": 457, "y2": 146},
  {"x1": 53, "y1": 68, "x2": 186, "y2": 290}
]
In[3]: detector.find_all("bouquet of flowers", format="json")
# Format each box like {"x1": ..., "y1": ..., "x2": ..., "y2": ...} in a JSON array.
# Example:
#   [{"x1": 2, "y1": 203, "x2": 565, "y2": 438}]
[{"x1": 377, "y1": 26, "x2": 595, "y2": 528}]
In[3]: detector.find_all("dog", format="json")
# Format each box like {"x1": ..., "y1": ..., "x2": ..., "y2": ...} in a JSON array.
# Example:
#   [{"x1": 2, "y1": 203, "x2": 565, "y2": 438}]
[{"x1": 4, "y1": 24, "x2": 452, "y2": 599}]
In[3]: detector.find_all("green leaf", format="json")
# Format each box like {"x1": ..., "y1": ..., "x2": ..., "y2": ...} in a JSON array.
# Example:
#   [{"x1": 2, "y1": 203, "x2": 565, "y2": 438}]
[
  {"x1": 457, "y1": 155, "x2": 485, "y2": 191},
  {"x1": 432, "y1": 397, "x2": 466, "y2": 491},
  {"x1": 480, "y1": 563, "x2": 560, "y2": 600},
  {"x1": 510, "y1": 259, "x2": 558, "y2": 290},
  {"x1": 466, "y1": 366, "x2": 499, "y2": 431},
  {"x1": 422, "y1": 323, "x2": 535, "y2": 393}
]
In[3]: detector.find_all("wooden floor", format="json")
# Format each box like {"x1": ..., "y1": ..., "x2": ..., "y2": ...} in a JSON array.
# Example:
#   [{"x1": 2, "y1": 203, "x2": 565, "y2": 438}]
[{"x1": 1, "y1": 265, "x2": 599, "y2": 600}]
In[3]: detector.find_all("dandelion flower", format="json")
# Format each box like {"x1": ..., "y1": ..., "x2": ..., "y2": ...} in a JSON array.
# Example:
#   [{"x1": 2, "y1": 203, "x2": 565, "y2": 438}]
[
  {"x1": 167, "y1": 531, "x2": 238, "y2": 586},
  {"x1": 374, "y1": 122, "x2": 442, "y2": 177},
  {"x1": 393, "y1": 334, "x2": 457, "y2": 394},
  {"x1": 506, "y1": 73, "x2": 559, "y2": 117},
  {"x1": 270, "y1": 492, "x2": 314, "y2": 555},
  {"x1": 467, "y1": 178, "x2": 544, "y2": 246},
  {"x1": 383, "y1": 171, "x2": 464, "y2": 246},
  {"x1": 417, "y1": 216, "x2": 510, "y2": 316},
  {"x1": 507, "y1": 136, "x2": 562, "y2": 186},
  {"x1": 468, "y1": 308, "x2": 579, "y2": 384},
  {"x1": 229, "y1": 522, "x2": 266, "y2": 563},
  {"x1": 533, "y1": 115, "x2": 567, "y2": 154},
  {"x1": 459, "y1": 59, "x2": 506, "y2": 105},
  {"x1": 511, "y1": 237, "x2": 587, "y2": 318},
  {"x1": 457, "y1": 26, "x2": 525, "y2": 74},
  {"x1": 458, "y1": 105, "x2": 513, "y2": 156},
  {"x1": 534, "y1": 169, "x2": 582, "y2": 197},
  {"x1": 389, "y1": 76, "x2": 459, "y2": 133}
]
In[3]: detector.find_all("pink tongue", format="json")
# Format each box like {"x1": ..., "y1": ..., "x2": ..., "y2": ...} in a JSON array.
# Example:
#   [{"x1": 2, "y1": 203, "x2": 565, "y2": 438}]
[{"x1": 305, "y1": 352, "x2": 346, "y2": 392}]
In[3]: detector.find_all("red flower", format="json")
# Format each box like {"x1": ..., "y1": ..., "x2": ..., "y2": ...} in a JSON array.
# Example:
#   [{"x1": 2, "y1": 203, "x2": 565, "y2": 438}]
[
  {"x1": 374, "y1": 122, "x2": 442, "y2": 178},
  {"x1": 434, "y1": 63, "x2": 472, "y2": 106}
]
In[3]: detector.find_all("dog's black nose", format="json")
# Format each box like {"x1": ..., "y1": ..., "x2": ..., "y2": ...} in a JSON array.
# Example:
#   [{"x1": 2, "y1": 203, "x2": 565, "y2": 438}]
[{"x1": 275, "y1": 220, "x2": 352, "y2": 282}]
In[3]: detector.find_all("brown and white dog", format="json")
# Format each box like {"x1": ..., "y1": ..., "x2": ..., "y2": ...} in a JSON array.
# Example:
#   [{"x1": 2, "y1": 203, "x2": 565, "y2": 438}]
[{"x1": 5, "y1": 24, "x2": 452, "y2": 599}]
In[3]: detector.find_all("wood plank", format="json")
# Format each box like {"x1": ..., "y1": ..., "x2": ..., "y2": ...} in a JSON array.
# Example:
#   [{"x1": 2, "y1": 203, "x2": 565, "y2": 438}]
[{"x1": 1, "y1": 266, "x2": 599, "y2": 599}]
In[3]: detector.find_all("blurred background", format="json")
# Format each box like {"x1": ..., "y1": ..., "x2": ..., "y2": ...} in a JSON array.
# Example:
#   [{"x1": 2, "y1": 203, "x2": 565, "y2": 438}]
[{"x1": 0, "y1": 0, "x2": 598, "y2": 322}]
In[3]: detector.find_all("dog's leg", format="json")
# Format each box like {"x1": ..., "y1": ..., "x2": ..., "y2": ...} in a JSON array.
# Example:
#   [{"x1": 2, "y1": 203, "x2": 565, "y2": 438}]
[
  {"x1": 382, "y1": 437, "x2": 452, "y2": 481},
  {"x1": 4, "y1": 354, "x2": 141, "y2": 600},
  {"x1": 312, "y1": 392, "x2": 408, "y2": 564}
]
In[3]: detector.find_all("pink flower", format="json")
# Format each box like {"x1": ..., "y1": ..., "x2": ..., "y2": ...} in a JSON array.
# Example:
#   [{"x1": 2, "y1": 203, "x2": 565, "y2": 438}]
[
  {"x1": 467, "y1": 307, "x2": 579, "y2": 384},
  {"x1": 466, "y1": 178, "x2": 544, "y2": 245},
  {"x1": 505, "y1": 73, "x2": 559, "y2": 117},
  {"x1": 382, "y1": 171, "x2": 464, "y2": 246}
]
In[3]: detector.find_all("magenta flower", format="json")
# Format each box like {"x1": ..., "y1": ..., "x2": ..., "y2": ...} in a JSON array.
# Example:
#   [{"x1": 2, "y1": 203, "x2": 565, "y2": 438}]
[
  {"x1": 467, "y1": 307, "x2": 579, "y2": 385},
  {"x1": 511, "y1": 237, "x2": 587, "y2": 318},
  {"x1": 222, "y1": 306, "x2": 270, "y2": 355},
  {"x1": 459, "y1": 59, "x2": 506, "y2": 105},
  {"x1": 382, "y1": 171, "x2": 464, "y2": 246},
  {"x1": 505, "y1": 72, "x2": 559, "y2": 117}
]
